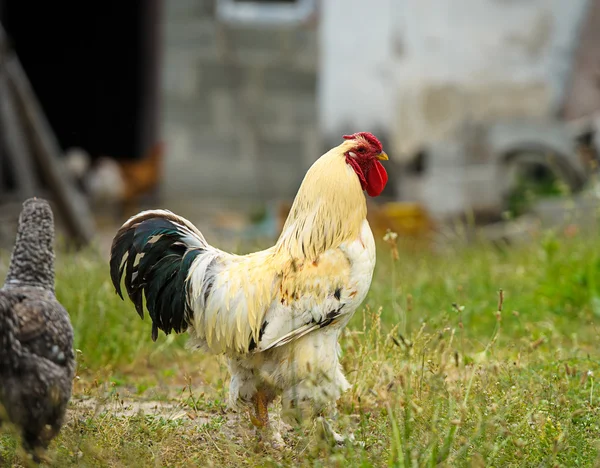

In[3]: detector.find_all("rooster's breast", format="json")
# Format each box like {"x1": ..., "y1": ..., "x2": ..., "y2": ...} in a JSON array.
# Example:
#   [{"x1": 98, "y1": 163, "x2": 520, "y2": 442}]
[{"x1": 339, "y1": 219, "x2": 377, "y2": 317}]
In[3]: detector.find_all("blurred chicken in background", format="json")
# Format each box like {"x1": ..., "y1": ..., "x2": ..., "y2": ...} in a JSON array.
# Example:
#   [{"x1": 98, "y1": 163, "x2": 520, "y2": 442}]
[{"x1": 65, "y1": 142, "x2": 163, "y2": 216}]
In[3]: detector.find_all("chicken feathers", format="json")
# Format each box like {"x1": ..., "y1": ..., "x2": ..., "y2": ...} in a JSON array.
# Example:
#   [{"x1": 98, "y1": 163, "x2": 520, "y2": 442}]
[
  {"x1": 110, "y1": 132, "x2": 387, "y2": 436},
  {"x1": 0, "y1": 198, "x2": 75, "y2": 462}
]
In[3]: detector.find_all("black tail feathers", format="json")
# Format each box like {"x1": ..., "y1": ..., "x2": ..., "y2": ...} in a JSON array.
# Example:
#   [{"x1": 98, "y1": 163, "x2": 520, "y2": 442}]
[{"x1": 109, "y1": 211, "x2": 205, "y2": 341}]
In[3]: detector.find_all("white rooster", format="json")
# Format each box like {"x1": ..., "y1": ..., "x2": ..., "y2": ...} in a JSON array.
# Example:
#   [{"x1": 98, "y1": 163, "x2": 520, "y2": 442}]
[{"x1": 109, "y1": 132, "x2": 389, "y2": 443}]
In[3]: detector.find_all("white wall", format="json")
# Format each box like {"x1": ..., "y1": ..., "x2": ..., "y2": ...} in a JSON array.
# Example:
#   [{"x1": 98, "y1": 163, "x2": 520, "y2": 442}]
[
  {"x1": 318, "y1": 0, "x2": 397, "y2": 136},
  {"x1": 319, "y1": 0, "x2": 589, "y2": 159}
]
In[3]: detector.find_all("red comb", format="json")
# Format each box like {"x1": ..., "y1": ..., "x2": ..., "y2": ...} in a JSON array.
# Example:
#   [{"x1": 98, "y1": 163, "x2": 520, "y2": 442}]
[{"x1": 343, "y1": 132, "x2": 383, "y2": 152}]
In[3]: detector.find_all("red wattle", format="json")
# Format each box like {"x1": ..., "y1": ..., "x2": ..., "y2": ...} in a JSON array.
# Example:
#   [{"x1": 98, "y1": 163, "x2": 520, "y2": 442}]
[
  {"x1": 366, "y1": 160, "x2": 388, "y2": 197},
  {"x1": 346, "y1": 156, "x2": 367, "y2": 190}
]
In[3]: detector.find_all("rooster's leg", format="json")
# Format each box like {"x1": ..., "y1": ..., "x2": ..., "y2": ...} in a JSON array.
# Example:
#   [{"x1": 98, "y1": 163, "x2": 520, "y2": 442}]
[
  {"x1": 249, "y1": 389, "x2": 287, "y2": 449},
  {"x1": 250, "y1": 389, "x2": 270, "y2": 428}
]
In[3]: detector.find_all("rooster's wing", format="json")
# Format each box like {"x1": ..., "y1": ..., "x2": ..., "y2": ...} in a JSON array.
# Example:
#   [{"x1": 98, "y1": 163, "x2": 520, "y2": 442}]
[{"x1": 251, "y1": 231, "x2": 374, "y2": 352}]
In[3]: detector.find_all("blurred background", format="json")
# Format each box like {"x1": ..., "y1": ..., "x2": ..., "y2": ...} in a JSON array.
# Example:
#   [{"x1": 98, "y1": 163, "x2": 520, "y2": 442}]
[{"x1": 0, "y1": 0, "x2": 599, "y2": 252}]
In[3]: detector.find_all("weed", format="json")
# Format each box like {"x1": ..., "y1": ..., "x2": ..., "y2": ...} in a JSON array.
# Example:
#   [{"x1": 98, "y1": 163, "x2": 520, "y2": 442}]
[{"x1": 1, "y1": 230, "x2": 600, "y2": 466}]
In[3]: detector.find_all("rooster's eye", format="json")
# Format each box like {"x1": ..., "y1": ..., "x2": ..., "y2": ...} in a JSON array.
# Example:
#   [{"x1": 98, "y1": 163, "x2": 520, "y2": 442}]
[{"x1": 358, "y1": 147, "x2": 366, "y2": 154}]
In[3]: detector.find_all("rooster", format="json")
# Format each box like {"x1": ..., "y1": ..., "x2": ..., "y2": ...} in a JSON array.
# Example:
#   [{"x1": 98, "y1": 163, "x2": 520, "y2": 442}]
[{"x1": 109, "y1": 132, "x2": 388, "y2": 443}]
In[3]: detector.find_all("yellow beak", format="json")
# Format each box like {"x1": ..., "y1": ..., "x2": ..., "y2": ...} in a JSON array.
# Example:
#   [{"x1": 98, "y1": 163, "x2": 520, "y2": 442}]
[{"x1": 377, "y1": 151, "x2": 389, "y2": 161}]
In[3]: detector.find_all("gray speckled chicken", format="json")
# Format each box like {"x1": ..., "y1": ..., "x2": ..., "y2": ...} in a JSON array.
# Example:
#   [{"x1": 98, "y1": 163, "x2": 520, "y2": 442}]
[{"x1": 0, "y1": 198, "x2": 75, "y2": 462}]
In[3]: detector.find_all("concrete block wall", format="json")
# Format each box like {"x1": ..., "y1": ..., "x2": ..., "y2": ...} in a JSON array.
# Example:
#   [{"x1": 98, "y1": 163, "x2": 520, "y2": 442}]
[{"x1": 161, "y1": 0, "x2": 319, "y2": 202}]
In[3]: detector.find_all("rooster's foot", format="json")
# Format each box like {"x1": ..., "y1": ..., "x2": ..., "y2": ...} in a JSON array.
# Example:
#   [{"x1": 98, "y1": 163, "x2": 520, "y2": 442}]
[
  {"x1": 315, "y1": 416, "x2": 362, "y2": 447},
  {"x1": 253, "y1": 423, "x2": 287, "y2": 450}
]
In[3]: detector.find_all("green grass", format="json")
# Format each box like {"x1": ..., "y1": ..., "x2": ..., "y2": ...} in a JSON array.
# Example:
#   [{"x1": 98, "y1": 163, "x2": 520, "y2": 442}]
[{"x1": 2, "y1": 226, "x2": 600, "y2": 467}]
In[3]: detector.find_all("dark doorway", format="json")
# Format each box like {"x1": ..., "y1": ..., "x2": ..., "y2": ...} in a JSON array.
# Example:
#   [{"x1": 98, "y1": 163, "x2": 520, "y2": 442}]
[{"x1": 0, "y1": 0, "x2": 162, "y2": 162}]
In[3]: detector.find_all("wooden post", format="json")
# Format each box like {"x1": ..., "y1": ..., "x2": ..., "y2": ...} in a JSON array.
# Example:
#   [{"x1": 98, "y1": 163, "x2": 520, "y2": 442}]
[
  {"x1": 0, "y1": 71, "x2": 37, "y2": 198},
  {"x1": 0, "y1": 23, "x2": 95, "y2": 247}
]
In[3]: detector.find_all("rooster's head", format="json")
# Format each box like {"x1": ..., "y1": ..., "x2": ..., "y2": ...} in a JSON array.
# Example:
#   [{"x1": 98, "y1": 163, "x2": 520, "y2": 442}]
[{"x1": 342, "y1": 132, "x2": 389, "y2": 197}]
